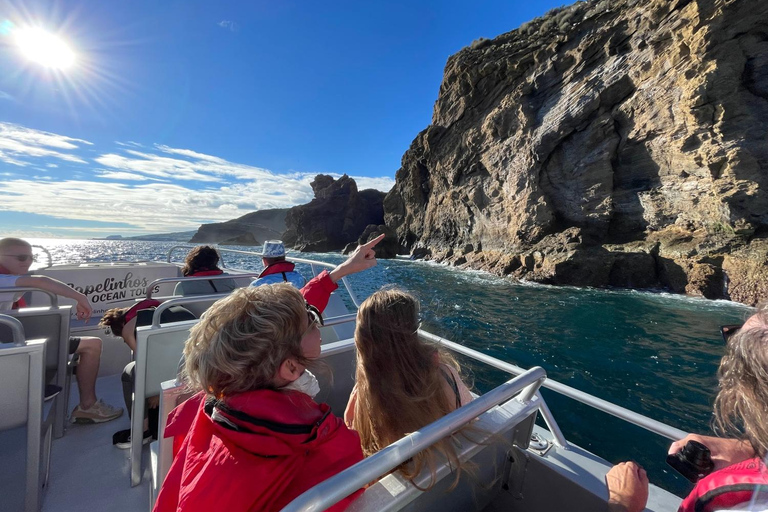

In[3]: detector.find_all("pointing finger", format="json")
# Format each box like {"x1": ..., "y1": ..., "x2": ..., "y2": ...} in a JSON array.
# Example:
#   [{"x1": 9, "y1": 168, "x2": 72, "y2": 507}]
[{"x1": 362, "y1": 233, "x2": 385, "y2": 249}]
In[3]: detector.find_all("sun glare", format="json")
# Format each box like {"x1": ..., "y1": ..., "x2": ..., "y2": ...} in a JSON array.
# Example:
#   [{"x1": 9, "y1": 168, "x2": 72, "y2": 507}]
[{"x1": 15, "y1": 27, "x2": 76, "y2": 69}]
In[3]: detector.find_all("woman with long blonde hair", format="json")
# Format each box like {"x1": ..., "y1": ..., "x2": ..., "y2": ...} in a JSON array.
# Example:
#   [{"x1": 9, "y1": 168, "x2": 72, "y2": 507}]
[{"x1": 344, "y1": 288, "x2": 473, "y2": 488}]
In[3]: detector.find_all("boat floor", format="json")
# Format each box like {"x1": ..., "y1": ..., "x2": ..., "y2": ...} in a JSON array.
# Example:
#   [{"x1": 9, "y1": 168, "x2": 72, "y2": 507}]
[{"x1": 41, "y1": 374, "x2": 150, "y2": 512}]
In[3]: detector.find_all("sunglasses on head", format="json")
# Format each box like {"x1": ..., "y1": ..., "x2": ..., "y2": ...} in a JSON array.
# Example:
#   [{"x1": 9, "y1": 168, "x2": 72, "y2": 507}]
[
  {"x1": 720, "y1": 324, "x2": 742, "y2": 344},
  {"x1": 306, "y1": 303, "x2": 324, "y2": 327},
  {"x1": 3, "y1": 254, "x2": 37, "y2": 262}
]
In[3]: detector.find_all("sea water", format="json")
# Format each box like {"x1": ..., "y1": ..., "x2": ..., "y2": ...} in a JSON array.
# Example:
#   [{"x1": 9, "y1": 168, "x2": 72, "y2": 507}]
[{"x1": 27, "y1": 238, "x2": 752, "y2": 497}]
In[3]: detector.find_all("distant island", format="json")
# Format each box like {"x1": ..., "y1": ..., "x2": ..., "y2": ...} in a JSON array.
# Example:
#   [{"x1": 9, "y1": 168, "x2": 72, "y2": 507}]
[{"x1": 98, "y1": 231, "x2": 198, "y2": 242}]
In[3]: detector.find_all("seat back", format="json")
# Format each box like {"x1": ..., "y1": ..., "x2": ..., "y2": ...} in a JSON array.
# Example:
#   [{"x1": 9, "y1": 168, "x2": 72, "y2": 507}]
[
  {"x1": 130, "y1": 317, "x2": 199, "y2": 486},
  {"x1": 150, "y1": 379, "x2": 194, "y2": 507},
  {"x1": 0, "y1": 306, "x2": 72, "y2": 438},
  {"x1": 0, "y1": 316, "x2": 46, "y2": 512}
]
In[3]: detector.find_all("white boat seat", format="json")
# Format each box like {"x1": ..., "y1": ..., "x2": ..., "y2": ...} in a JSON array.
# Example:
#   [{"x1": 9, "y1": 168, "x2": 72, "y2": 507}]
[
  {"x1": 0, "y1": 302, "x2": 74, "y2": 439},
  {"x1": 0, "y1": 314, "x2": 51, "y2": 512}
]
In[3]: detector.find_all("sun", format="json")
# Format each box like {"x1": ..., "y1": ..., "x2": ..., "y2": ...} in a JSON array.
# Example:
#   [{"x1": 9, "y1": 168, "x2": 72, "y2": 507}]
[{"x1": 15, "y1": 27, "x2": 76, "y2": 69}]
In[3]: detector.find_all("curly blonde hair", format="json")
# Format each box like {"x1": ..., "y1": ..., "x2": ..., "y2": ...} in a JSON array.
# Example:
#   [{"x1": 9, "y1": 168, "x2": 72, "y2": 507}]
[
  {"x1": 183, "y1": 284, "x2": 309, "y2": 397},
  {"x1": 352, "y1": 287, "x2": 470, "y2": 489},
  {"x1": 713, "y1": 324, "x2": 768, "y2": 459}
]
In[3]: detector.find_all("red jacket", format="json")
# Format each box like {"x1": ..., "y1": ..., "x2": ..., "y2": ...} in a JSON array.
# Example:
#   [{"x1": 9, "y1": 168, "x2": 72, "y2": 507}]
[
  {"x1": 299, "y1": 269, "x2": 338, "y2": 313},
  {"x1": 154, "y1": 390, "x2": 363, "y2": 512},
  {"x1": 679, "y1": 457, "x2": 768, "y2": 512}
]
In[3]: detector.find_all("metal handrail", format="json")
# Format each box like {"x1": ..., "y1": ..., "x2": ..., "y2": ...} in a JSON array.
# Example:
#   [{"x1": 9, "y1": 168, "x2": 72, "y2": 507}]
[
  {"x1": 418, "y1": 330, "x2": 689, "y2": 442},
  {"x1": 281, "y1": 366, "x2": 547, "y2": 512},
  {"x1": 0, "y1": 314, "x2": 26, "y2": 345},
  {"x1": 145, "y1": 274, "x2": 262, "y2": 299},
  {"x1": 165, "y1": 245, "x2": 363, "y2": 307},
  {"x1": 0, "y1": 287, "x2": 59, "y2": 307}
]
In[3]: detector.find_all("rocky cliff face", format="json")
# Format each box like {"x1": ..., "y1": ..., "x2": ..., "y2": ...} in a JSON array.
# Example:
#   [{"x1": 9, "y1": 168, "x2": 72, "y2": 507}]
[
  {"x1": 190, "y1": 208, "x2": 288, "y2": 246},
  {"x1": 385, "y1": 0, "x2": 768, "y2": 304},
  {"x1": 283, "y1": 175, "x2": 387, "y2": 252}
]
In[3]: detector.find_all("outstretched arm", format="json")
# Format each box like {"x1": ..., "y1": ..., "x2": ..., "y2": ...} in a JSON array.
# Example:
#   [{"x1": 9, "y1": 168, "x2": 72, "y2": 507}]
[
  {"x1": 329, "y1": 234, "x2": 385, "y2": 284},
  {"x1": 14, "y1": 275, "x2": 93, "y2": 321},
  {"x1": 669, "y1": 434, "x2": 755, "y2": 471}
]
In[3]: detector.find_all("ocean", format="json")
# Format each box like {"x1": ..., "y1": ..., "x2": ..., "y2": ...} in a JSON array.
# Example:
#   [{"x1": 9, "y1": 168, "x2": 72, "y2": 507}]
[{"x1": 27, "y1": 237, "x2": 752, "y2": 497}]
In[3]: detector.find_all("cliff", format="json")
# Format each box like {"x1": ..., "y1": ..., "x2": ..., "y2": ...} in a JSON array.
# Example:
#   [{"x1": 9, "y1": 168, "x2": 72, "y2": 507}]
[
  {"x1": 283, "y1": 175, "x2": 387, "y2": 252},
  {"x1": 190, "y1": 208, "x2": 288, "y2": 246},
  {"x1": 384, "y1": 0, "x2": 768, "y2": 305}
]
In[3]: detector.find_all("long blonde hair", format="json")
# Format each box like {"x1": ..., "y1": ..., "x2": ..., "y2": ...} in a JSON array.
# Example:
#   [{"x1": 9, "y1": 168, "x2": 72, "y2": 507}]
[
  {"x1": 713, "y1": 324, "x2": 768, "y2": 458},
  {"x1": 353, "y1": 287, "x2": 468, "y2": 488}
]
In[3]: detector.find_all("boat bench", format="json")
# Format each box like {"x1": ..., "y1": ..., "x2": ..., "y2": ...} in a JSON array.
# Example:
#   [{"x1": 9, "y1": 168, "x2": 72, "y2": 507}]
[
  {"x1": 0, "y1": 289, "x2": 74, "y2": 439},
  {"x1": 0, "y1": 314, "x2": 53, "y2": 512}
]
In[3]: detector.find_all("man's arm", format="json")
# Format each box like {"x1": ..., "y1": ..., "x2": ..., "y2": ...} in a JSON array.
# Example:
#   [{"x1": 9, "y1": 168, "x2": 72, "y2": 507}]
[{"x1": 14, "y1": 275, "x2": 93, "y2": 321}]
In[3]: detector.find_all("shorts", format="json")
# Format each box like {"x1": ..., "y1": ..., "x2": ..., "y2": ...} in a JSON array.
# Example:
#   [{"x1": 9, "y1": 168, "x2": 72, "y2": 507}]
[{"x1": 68, "y1": 337, "x2": 81, "y2": 355}]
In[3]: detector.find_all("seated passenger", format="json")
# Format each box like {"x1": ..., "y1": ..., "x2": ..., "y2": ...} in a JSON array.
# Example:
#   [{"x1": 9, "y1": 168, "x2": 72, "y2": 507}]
[
  {"x1": 154, "y1": 235, "x2": 384, "y2": 512},
  {"x1": 173, "y1": 245, "x2": 236, "y2": 296},
  {"x1": 99, "y1": 299, "x2": 196, "y2": 448},
  {"x1": 250, "y1": 239, "x2": 306, "y2": 288},
  {"x1": 344, "y1": 288, "x2": 474, "y2": 487},
  {"x1": 0, "y1": 237, "x2": 123, "y2": 423},
  {"x1": 606, "y1": 311, "x2": 768, "y2": 512}
]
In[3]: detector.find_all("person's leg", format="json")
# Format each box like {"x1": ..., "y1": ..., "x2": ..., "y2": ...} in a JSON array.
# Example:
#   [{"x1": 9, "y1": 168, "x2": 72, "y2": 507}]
[
  {"x1": 74, "y1": 336, "x2": 101, "y2": 409},
  {"x1": 69, "y1": 337, "x2": 123, "y2": 424},
  {"x1": 122, "y1": 362, "x2": 135, "y2": 417}
]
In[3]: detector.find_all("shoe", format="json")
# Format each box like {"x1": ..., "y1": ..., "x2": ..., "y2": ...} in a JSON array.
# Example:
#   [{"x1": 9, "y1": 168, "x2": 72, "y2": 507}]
[
  {"x1": 112, "y1": 428, "x2": 152, "y2": 450},
  {"x1": 70, "y1": 399, "x2": 124, "y2": 424}
]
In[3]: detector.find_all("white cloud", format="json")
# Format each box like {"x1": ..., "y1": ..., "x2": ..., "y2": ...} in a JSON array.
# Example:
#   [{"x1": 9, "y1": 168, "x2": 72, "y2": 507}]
[
  {"x1": 1, "y1": 123, "x2": 396, "y2": 235},
  {"x1": 0, "y1": 90, "x2": 14, "y2": 101},
  {"x1": 218, "y1": 20, "x2": 239, "y2": 32},
  {"x1": 0, "y1": 122, "x2": 90, "y2": 166}
]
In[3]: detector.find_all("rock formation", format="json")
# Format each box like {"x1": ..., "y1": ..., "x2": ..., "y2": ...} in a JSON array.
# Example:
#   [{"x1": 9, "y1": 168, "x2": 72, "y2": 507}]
[
  {"x1": 384, "y1": 0, "x2": 768, "y2": 305},
  {"x1": 283, "y1": 175, "x2": 386, "y2": 252},
  {"x1": 190, "y1": 209, "x2": 288, "y2": 246}
]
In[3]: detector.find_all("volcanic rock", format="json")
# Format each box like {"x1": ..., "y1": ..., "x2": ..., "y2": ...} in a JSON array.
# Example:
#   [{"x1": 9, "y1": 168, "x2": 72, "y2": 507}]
[
  {"x1": 384, "y1": 0, "x2": 768, "y2": 305},
  {"x1": 190, "y1": 209, "x2": 288, "y2": 246},
  {"x1": 283, "y1": 175, "x2": 386, "y2": 252}
]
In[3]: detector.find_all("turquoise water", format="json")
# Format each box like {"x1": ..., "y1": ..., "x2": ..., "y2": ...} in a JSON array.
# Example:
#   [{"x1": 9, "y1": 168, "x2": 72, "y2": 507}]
[{"x1": 28, "y1": 238, "x2": 752, "y2": 497}]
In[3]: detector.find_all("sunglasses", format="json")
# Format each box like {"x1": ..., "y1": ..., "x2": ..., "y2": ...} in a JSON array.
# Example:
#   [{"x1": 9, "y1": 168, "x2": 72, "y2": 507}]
[
  {"x1": 2, "y1": 254, "x2": 37, "y2": 262},
  {"x1": 720, "y1": 324, "x2": 742, "y2": 344},
  {"x1": 301, "y1": 303, "x2": 324, "y2": 338}
]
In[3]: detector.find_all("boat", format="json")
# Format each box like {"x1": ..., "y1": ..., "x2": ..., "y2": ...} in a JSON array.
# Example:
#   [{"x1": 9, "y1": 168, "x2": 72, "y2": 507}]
[{"x1": 0, "y1": 244, "x2": 684, "y2": 511}]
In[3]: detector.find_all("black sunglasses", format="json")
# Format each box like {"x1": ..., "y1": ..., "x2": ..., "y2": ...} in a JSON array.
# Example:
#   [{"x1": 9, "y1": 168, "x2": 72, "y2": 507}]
[
  {"x1": 306, "y1": 303, "x2": 324, "y2": 327},
  {"x1": 2, "y1": 254, "x2": 37, "y2": 262},
  {"x1": 720, "y1": 324, "x2": 742, "y2": 344}
]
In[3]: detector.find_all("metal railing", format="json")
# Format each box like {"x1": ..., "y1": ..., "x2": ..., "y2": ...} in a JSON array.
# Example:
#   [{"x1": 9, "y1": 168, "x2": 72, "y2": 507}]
[
  {"x1": 0, "y1": 287, "x2": 59, "y2": 307},
  {"x1": 0, "y1": 314, "x2": 26, "y2": 345},
  {"x1": 145, "y1": 274, "x2": 262, "y2": 299},
  {"x1": 165, "y1": 245, "x2": 362, "y2": 307},
  {"x1": 418, "y1": 330, "x2": 688, "y2": 442},
  {"x1": 281, "y1": 366, "x2": 548, "y2": 512}
]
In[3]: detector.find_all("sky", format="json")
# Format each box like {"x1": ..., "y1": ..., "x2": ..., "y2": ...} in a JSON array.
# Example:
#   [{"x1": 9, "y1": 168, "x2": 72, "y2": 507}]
[{"x1": 0, "y1": 0, "x2": 565, "y2": 238}]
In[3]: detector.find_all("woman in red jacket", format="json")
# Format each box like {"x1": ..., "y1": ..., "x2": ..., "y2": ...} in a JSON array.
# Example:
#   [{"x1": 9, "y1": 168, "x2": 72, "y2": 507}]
[{"x1": 154, "y1": 236, "x2": 384, "y2": 512}]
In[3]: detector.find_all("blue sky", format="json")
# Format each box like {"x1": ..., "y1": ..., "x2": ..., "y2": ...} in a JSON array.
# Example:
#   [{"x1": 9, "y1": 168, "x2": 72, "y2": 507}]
[{"x1": 0, "y1": 0, "x2": 565, "y2": 238}]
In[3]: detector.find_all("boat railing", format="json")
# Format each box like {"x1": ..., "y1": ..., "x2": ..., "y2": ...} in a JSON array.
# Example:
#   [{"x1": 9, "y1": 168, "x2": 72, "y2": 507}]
[
  {"x1": 281, "y1": 366, "x2": 548, "y2": 512},
  {"x1": 0, "y1": 314, "x2": 26, "y2": 345},
  {"x1": 144, "y1": 274, "x2": 263, "y2": 299},
  {"x1": 0, "y1": 287, "x2": 59, "y2": 307},
  {"x1": 165, "y1": 245, "x2": 363, "y2": 307},
  {"x1": 418, "y1": 329, "x2": 689, "y2": 443},
  {"x1": 30, "y1": 245, "x2": 53, "y2": 270}
]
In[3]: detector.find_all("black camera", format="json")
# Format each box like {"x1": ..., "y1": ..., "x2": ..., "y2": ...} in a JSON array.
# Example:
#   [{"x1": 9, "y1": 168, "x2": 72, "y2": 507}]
[{"x1": 665, "y1": 440, "x2": 715, "y2": 483}]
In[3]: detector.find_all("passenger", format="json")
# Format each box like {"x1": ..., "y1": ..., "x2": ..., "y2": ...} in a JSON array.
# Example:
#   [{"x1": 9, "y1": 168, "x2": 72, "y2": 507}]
[
  {"x1": 0, "y1": 237, "x2": 123, "y2": 423},
  {"x1": 606, "y1": 313, "x2": 768, "y2": 512},
  {"x1": 344, "y1": 288, "x2": 474, "y2": 488},
  {"x1": 250, "y1": 239, "x2": 306, "y2": 288},
  {"x1": 153, "y1": 235, "x2": 384, "y2": 512},
  {"x1": 99, "y1": 299, "x2": 196, "y2": 448},
  {"x1": 173, "y1": 245, "x2": 236, "y2": 296}
]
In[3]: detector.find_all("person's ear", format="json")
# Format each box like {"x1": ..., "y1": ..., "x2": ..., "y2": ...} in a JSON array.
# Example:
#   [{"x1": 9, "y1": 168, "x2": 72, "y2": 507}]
[{"x1": 277, "y1": 358, "x2": 302, "y2": 383}]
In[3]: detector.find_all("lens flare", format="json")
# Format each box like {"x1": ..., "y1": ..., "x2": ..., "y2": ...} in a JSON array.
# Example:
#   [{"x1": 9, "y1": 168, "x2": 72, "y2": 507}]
[{"x1": 15, "y1": 27, "x2": 76, "y2": 69}]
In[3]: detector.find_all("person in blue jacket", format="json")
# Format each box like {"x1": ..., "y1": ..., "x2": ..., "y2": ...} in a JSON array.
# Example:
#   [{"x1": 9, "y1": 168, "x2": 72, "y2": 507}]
[{"x1": 250, "y1": 240, "x2": 306, "y2": 288}]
